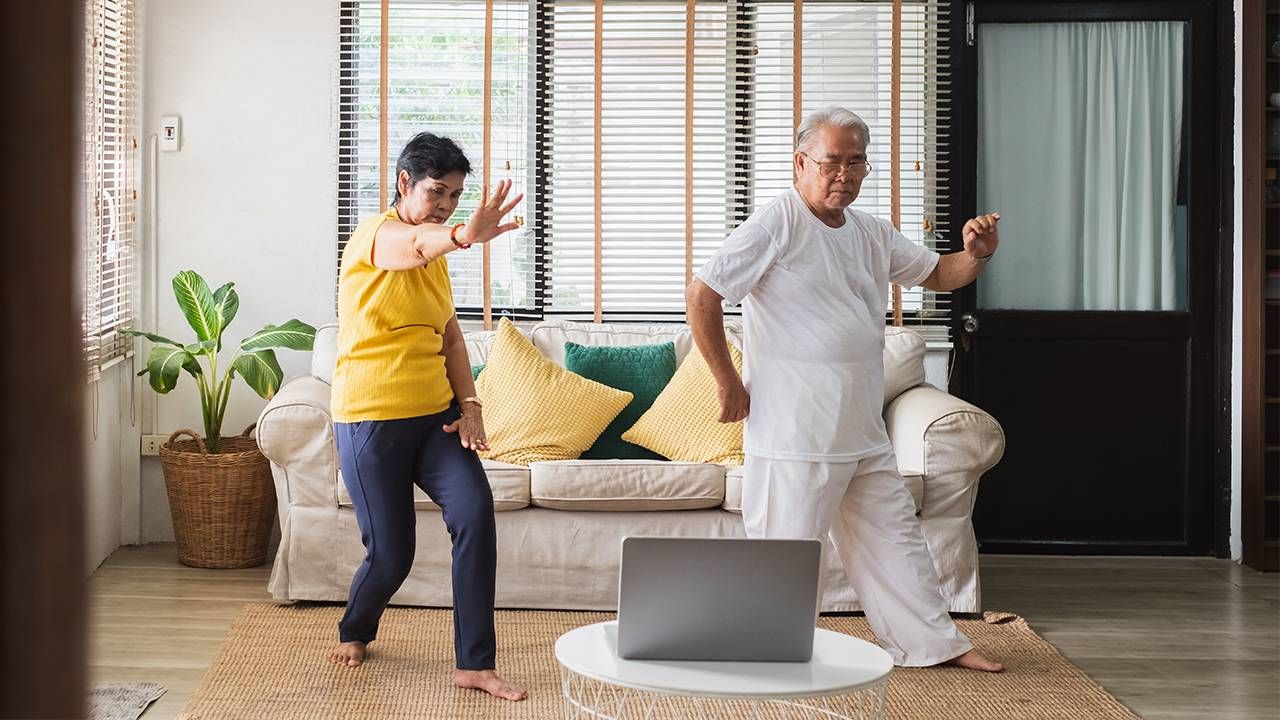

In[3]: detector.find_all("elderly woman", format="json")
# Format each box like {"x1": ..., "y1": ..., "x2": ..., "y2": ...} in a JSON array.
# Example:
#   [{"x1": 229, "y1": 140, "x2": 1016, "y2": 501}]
[{"x1": 326, "y1": 131, "x2": 526, "y2": 702}]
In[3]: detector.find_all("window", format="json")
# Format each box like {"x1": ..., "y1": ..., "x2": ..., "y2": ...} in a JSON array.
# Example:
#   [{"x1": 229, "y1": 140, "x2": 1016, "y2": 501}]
[
  {"x1": 542, "y1": 1, "x2": 739, "y2": 316},
  {"x1": 338, "y1": 0, "x2": 951, "y2": 339},
  {"x1": 338, "y1": 0, "x2": 537, "y2": 316},
  {"x1": 83, "y1": 0, "x2": 138, "y2": 381}
]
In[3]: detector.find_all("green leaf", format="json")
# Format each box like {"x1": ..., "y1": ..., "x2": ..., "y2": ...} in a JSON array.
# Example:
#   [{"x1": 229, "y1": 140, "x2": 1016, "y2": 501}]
[
  {"x1": 178, "y1": 344, "x2": 207, "y2": 377},
  {"x1": 239, "y1": 319, "x2": 316, "y2": 352},
  {"x1": 119, "y1": 329, "x2": 183, "y2": 348},
  {"x1": 144, "y1": 346, "x2": 197, "y2": 394},
  {"x1": 172, "y1": 271, "x2": 220, "y2": 344},
  {"x1": 211, "y1": 283, "x2": 239, "y2": 349},
  {"x1": 233, "y1": 350, "x2": 284, "y2": 400}
]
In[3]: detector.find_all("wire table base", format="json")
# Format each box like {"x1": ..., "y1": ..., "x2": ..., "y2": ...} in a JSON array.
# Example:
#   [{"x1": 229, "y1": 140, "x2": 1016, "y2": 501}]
[{"x1": 560, "y1": 666, "x2": 888, "y2": 720}]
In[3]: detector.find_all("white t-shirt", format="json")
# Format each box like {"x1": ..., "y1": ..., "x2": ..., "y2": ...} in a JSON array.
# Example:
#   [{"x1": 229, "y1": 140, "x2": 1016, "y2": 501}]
[{"x1": 695, "y1": 187, "x2": 940, "y2": 462}]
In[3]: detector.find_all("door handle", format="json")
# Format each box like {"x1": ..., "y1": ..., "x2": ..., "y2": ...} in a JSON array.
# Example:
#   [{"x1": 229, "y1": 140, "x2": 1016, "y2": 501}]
[{"x1": 959, "y1": 313, "x2": 979, "y2": 353}]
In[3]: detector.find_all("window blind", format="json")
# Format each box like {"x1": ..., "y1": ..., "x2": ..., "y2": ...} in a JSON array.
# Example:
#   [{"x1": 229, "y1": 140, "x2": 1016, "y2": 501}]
[
  {"x1": 337, "y1": 0, "x2": 537, "y2": 319},
  {"x1": 338, "y1": 0, "x2": 951, "y2": 339},
  {"x1": 83, "y1": 0, "x2": 138, "y2": 381},
  {"x1": 542, "y1": 0, "x2": 740, "y2": 318},
  {"x1": 748, "y1": 0, "x2": 951, "y2": 340}
]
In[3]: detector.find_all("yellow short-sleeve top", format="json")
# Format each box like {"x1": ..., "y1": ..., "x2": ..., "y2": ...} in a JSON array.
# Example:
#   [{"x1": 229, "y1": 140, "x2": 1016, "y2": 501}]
[{"x1": 331, "y1": 208, "x2": 456, "y2": 423}]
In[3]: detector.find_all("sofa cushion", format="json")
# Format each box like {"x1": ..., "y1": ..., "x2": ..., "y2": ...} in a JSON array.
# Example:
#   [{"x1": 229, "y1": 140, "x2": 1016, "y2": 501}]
[
  {"x1": 529, "y1": 319, "x2": 744, "y2": 367},
  {"x1": 464, "y1": 329, "x2": 500, "y2": 367},
  {"x1": 529, "y1": 459, "x2": 724, "y2": 511},
  {"x1": 476, "y1": 318, "x2": 634, "y2": 465},
  {"x1": 883, "y1": 326, "x2": 927, "y2": 409},
  {"x1": 337, "y1": 459, "x2": 530, "y2": 511},
  {"x1": 565, "y1": 341, "x2": 677, "y2": 460},
  {"x1": 722, "y1": 465, "x2": 925, "y2": 515},
  {"x1": 311, "y1": 324, "x2": 339, "y2": 385},
  {"x1": 723, "y1": 465, "x2": 745, "y2": 514},
  {"x1": 622, "y1": 344, "x2": 744, "y2": 465}
]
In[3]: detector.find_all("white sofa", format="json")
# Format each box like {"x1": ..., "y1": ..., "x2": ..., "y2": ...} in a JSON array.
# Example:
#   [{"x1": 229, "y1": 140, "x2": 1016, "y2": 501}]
[{"x1": 256, "y1": 320, "x2": 1005, "y2": 614}]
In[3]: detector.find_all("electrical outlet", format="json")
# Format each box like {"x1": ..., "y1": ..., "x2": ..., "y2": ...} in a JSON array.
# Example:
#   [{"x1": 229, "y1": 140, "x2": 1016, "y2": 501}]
[{"x1": 141, "y1": 434, "x2": 168, "y2": 456}]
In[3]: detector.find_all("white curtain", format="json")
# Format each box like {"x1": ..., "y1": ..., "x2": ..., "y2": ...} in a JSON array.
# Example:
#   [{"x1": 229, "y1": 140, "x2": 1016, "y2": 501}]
[{"x1": 977, "y1": 21, "x2": 1185, "y2": 311}]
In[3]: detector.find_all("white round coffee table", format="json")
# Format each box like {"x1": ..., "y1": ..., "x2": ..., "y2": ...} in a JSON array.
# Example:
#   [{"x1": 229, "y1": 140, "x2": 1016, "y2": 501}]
[{"x1": 554, "y1": 621, "x2": 892, "y2": 719}]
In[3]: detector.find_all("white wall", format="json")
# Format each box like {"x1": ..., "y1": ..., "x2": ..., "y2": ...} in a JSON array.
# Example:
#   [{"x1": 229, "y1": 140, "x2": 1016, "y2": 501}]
[
  {"x1": 84, "y1": 362, "x2": 142, "y2": 572},
  {"x1": 134, "y1": 0, "x2": 340, "y2": 541}
]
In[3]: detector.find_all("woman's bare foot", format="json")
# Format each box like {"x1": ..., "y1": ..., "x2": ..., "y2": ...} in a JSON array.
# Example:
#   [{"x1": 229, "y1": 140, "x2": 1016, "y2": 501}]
[
  {"x1": 327, "y1": 641, "x2": 367, "y2": 667},
  {"x1": 454, "y1": 669, "x2": 528, "y2": 701},
  {"x1": 945, "y1": 649, "x2": 1004, "y2": 672}
]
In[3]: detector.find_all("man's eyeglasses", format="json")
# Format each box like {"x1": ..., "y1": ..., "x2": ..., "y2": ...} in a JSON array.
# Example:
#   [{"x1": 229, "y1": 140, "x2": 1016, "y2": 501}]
[{"x1": 799, "y1": 151, "x2": 873, "y2": 180}]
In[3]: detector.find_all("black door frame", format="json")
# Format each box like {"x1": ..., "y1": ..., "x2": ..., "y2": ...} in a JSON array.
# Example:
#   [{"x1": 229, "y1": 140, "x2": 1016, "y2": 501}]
[{"x1": 946, "y1": 0, "x2": 1235, "y2": 557}]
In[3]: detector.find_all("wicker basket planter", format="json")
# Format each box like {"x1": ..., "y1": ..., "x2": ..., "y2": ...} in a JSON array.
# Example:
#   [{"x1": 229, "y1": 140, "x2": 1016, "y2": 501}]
[{"x1": 159, "y1": 425, "x2": 276, "y2": 569}]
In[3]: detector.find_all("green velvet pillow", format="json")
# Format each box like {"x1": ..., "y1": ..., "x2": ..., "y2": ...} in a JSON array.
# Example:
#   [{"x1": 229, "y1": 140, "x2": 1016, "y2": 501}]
[
  {"x1": 564, "y1": 341, "x2": 677, "y2": 460},
  {"x1": 471, "y1": 364, "x2": 485, "y2": 380}
]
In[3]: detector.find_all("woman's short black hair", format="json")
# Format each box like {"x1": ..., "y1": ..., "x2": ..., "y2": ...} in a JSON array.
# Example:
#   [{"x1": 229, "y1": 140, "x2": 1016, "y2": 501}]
[{"x1": 392, "y1": 132, "x2": 472, "y2": 206}]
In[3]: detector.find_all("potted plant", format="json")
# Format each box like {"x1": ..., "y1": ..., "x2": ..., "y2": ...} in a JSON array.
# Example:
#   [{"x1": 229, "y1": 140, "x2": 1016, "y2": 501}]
[{"x1": 124, "y1": 270, "x2": 316, "y2": 568}]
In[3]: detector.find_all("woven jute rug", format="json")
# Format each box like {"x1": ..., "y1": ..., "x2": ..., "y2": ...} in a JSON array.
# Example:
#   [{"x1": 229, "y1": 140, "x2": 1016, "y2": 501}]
[{"x1": 178, "y1": 604, "x2": 1139, "y2": 720}]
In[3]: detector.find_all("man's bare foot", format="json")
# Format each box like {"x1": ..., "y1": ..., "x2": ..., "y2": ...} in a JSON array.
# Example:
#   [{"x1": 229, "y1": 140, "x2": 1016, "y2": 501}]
[
  {"x1": 945, "y1": 649, "x2": 1004, "y2": 672},
  {"x1": 327, "y1": 641, "x2": 367, "y2": 667},
  {"x1": 454, "y1": 669, "x2": 528, "y2": 701}
]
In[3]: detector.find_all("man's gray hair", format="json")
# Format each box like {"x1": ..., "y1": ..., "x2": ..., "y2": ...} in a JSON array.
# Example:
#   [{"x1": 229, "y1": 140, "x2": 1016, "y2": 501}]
[{"x1": 795, "y1": 106, "x2": 871, "y2": 152}]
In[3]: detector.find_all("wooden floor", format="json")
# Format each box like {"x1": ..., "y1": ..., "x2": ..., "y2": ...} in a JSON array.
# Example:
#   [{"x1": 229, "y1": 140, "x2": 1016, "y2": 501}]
[{"x1": 88, "y1": 545, "x2": 1279, "y2": 720}]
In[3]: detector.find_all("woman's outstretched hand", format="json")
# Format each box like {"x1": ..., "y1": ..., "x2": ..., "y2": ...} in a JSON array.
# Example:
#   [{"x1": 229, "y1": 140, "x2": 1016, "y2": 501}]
[
  {"x1": 460, "y1": 178, "x2": 524, "y2": 246},
  {"x1": 443, "y1": 406, "x2": 490, "y2": 452}
]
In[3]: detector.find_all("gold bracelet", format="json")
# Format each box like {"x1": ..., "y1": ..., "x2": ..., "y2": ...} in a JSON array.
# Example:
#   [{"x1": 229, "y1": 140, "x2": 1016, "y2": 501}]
[{"x1": 460, "y1": 396, "x2": 483, "y2": 409}]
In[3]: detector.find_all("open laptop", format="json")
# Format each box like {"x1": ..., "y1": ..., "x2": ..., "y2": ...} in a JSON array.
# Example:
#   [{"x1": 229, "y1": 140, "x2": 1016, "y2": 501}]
[{"x1": 616, "y1": 536, "x2": 822, "y2": 662}]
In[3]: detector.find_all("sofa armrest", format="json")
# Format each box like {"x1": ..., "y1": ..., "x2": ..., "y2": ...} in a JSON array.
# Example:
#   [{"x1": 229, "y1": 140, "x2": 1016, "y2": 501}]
[
  {"x1": 884, "y1": 383, "x2": 1004, "y2": 614},
  {"x1": 256, "y1": 375, "x2": 339, "y2": 509},
  {"x1": 885, "y1": 384, "x2": 1004, "y2": 478}
]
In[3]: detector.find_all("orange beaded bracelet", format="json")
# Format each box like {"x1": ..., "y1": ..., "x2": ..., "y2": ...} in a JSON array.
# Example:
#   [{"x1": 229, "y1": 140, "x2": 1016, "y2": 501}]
[{"x1": 450, "y1": 223, "x2": 472, "y2": 250}]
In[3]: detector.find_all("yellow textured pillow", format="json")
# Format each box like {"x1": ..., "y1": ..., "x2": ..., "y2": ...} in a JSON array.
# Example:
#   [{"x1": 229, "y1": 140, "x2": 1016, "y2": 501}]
[
  {"x1": 621, "y1": 344, "x2": 744, "y2": 465},
  {"x1": 475, "y1": 318, "x2": 633, "y2": 465}
]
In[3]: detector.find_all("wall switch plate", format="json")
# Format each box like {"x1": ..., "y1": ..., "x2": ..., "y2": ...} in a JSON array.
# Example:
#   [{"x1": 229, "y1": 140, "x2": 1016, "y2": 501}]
[
  {"x1": 160, "y1": 115, "x2": 181, "y2": 151},
  {"x1": 141, "y1": 434, "x2": 168, "y2": 456}
]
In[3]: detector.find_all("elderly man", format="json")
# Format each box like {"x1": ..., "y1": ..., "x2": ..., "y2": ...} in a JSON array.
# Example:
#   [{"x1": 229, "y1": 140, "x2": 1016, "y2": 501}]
[{"x1": 687, "y1": 106, "x2": 1003, "y2": 671}]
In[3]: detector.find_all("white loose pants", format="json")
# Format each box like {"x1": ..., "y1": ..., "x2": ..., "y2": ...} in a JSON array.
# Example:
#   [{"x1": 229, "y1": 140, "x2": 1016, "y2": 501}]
[{"x1": 742, "y1": 448, "x2": 973, "y2": 666}]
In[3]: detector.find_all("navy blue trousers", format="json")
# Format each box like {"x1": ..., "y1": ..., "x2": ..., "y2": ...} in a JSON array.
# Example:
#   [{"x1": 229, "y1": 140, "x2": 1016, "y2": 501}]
[{"x1": 334, "y1": 404, "x2": 497, "y2": 670}]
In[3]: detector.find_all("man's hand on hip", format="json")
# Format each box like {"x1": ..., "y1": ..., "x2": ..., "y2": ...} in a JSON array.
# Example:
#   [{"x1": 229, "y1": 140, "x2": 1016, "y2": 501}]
[{"x1": 717, "y1": 381, "x2": 750, "y2": 423}]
